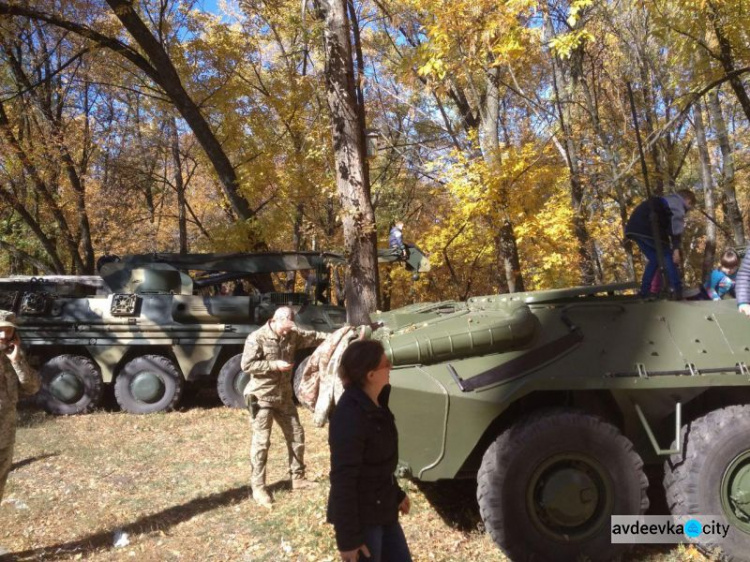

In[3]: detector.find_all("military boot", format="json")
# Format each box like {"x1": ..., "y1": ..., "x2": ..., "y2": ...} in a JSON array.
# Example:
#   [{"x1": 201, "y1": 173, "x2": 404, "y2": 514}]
[
  {"x1": 252, "y1": 487, "x2": 273, "y2": 509},
  {"x1": 292, "y1": 478, "x2": 318, "y2": 490}
]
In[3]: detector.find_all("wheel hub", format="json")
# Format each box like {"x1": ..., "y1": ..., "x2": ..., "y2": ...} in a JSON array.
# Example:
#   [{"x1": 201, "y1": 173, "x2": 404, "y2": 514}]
[
  {"x1": 528, "y1": 454, "x2": 611, "y2": 541},
  {"x1": 49, "y1": 372, "x2": 84, "y2": 403},
  {"x1": 131, "y1": 372, "x2": 165, "y2": 403},
  {"x1": 722, "y1": 450, "x2": 750, "y2": 533}
]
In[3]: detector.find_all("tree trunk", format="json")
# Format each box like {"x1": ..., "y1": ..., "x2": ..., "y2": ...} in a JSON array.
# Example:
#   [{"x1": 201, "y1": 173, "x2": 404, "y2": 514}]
[
  {"x1": 637, "y1": 63, "x2": 665, "y2": 194},
  {"x1": 708, "y1": 1, "x2": 750, "y2": 125},
  {"x1": 578, "y1": 71, "x2": 635, "y2": 280},
  {"x1": 170, "y1": 118, "x2": 188, "y2": 254},
  {"x1": 540, "y1": 7, "x2": 596, "y2": 286},
  {"x1": 706, "y1": 88, "x2": 745, "y2": 246},
  {"x1": 293, "y1": 202, "x2": 305, "y2": 251},
  {"x1": 0, "y1": 240, "x2": 55, "y2": 273},
  {"x1": 496, "y1": 220, "x2": 524, "y2": 293},
  {"x1": 694, "y1": 101, "x2": 716, "y2": 282},
  {"x1": 550, "y1": 55, "x2": 596, "y2": 285},
  {"x1": 1, "y1": 43, "x2": 92, "y2": 273},
  {"x1": 0, "y1": 102, "x2": 78, "y2": 272},
  {"x1": 0, "y1": 187, "x2": 65, "y2": 273},
  {"x1": 0, "y1": 2, "x2": 258, "y2": 229},
  {"x1": 480, "y1": 67, "x2": 524, "y2": 293},
  {"x1": 315, "y1": 0, "x2": 378, "y2": 325},
  {"x1": 381, "y1": 269, "x2": 393, "y2": 311},
  {"x1": 103, "y1": 0, "x2": 255, "y2": 226}
]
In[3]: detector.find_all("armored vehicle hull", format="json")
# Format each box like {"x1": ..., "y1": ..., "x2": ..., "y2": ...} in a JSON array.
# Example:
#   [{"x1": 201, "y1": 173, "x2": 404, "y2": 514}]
[
  {"x1": 0, "y1": 253, "x2": 352, "y2": 414},
  {"x1": 366, "y1": 284, "x2": 750, "y2": 561},
  {"x1": 0, "y1": 248, "x2": 428, "y2": 415}
]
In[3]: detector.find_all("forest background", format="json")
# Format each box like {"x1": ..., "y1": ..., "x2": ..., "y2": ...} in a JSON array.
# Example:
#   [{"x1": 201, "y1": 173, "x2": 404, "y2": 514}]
[{"x1": 0, "y1": 0, "x2": 749, "y2": 311}]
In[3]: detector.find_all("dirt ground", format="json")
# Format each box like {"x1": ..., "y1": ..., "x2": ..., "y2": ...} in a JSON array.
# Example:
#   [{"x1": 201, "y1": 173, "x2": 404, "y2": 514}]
[{"x1": 0, "y1": 394, "x2": 712, "y2": 562}]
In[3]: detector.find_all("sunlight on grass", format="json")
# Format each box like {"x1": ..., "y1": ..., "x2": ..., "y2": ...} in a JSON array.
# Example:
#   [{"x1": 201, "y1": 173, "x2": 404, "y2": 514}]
[{"x1": 0, "y1": 404, "x2": 715, "y2": 561}]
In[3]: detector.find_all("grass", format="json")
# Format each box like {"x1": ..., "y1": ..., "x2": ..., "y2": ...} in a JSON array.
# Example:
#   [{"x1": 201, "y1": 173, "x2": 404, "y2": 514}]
[{"x1": 0, "y1": 394, "x2": 715, "y2": 562}]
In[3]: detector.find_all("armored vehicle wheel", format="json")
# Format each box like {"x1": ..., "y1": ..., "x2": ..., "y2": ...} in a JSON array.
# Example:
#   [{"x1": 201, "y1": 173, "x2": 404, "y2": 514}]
[
  {"x1": 293, "y1": 356, "x2": 312, "y2": 410},
  {"x1": 664, "y1": 405, "x2": 750, "y2": 560},
  {"x1": 477, "y1": 409, "x2": 648, "y2": 562},
  {"x1": 115, "y1": 355, "x2": 184, "y2": 414},
  {"x1": 217, "y1": 354, "x2": 248, "y2": 409},
  {"x1": 37, "y1": 355, "x2": 103, "y2": 415}
]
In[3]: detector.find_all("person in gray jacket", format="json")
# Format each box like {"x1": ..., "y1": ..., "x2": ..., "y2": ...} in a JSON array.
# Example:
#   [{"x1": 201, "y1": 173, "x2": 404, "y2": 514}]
[{"x1": 624, "y1": 190, "x2": 696, "y2": 299}]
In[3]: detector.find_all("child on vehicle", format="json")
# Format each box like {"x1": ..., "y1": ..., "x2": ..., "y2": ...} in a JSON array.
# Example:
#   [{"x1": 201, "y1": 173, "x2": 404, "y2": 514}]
[{"x1": 705, "y1": 249, "x2": 739, "y2": 301}]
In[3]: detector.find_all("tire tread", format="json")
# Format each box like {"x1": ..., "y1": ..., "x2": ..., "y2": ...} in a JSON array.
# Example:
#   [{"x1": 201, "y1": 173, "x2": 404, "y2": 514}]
[
  {"x1": 477, "y1": 408, "x2": 648, "y2": 562},
  {"x1": 114, "y1": 354, "x2": 183, "y2": 414}
]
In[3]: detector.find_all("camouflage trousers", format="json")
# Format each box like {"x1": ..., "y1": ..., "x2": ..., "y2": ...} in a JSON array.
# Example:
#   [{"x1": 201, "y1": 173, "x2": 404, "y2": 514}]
[
  {"x1": 0, "y1": 442, "x2": 14, "y2": 503},
  {"x1": 246, "y1": 396, "x2": 305, "y2": 490}
]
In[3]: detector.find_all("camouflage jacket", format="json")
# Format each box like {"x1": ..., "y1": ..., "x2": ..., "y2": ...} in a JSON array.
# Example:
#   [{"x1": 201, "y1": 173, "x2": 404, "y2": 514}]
[
  {"x1": 297, "y1": 325, "x2": 355, "y2": 409},
  {"x1": 0, "y1": 351, "x2": 40, "y2": 444},
  {"x1": 241, "y1": 322, "x2": 327, "y2": 404}
]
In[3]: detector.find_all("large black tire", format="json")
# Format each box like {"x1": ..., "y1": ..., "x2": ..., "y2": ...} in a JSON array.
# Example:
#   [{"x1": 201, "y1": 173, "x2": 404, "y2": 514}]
[
  {"x1": 664, "y1": 405, "x2": 750, "y2": 561},
  {"x1": 37, "y1": 355, "x2": 103, "y2": 415},
  {"x1": 114, "y1": 355, "x2": 184, "y2": 414},
  {"x1": 477, "y1": 409, "x2": 649, "y2": 562},
  {"x1": 216, "y1": 354, "x2": 248, "y2": 409},
  {"x1": 293, "y1": 356, "x2": 312, "y2": 410}
]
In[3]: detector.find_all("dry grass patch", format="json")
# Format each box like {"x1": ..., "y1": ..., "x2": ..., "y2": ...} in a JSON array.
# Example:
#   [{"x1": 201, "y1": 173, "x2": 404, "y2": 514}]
[{"x1": 0, "y1": 398, "x2": 714, "y2": 561}]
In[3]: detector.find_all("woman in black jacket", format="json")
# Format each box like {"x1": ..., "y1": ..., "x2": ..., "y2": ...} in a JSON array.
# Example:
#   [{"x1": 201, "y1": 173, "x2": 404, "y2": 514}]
[{"x1": 327, "y1": 340, "x2": 413, "y2": 562}]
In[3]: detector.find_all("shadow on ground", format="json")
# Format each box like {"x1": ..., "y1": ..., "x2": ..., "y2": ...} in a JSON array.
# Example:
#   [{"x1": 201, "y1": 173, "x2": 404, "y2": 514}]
[
  {"x1": 0, "y1": 484, "x2": 256, "y2": 561},
  {"x1": 415, "y1": 479, "x2": 484, "y2": 533},
  {"x1": 178, "y1": 385, "x2": 225, "y2": 411},
  {"x1": 15, "y1": 408, "x2": 48, "y2": 429},
  {"x1": 23, "y1": 382, "x2": 228, "y2": 416},
  {"x1": 415, "y1": 465, "x2": 679, "y2": 561},
  {"x1": 10, "y1": 453, "x2": 58, "y2": 472}
]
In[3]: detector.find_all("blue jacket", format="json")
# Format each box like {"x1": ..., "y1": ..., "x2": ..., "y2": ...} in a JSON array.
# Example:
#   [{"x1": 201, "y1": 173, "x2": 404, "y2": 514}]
[
  {"x1": 704, "y1": 269, "x2": 735, "y2": 301},
  {"x1": 389, "y1": 225, "x2": 403, "y2": 249}
]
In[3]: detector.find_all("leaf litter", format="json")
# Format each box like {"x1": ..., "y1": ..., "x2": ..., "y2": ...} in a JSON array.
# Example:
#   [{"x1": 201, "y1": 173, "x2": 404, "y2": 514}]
[{"x1": 0, "y1": 402, "x2": 714, "y2": 561}]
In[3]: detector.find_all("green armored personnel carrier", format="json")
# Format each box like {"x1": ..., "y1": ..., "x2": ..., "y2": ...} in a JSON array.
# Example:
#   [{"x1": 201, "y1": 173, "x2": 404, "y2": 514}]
[
  {"x1": 0, "y1": 248, "x2": 429, "y2": 416},
  {"x1": 359, "y1": 284, "x2": 750, "y2": 561}
]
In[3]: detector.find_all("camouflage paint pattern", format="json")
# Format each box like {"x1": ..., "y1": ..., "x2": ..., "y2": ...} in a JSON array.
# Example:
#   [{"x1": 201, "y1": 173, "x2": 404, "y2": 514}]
[{"x1": 0, "y1": 253, "x2": 356, "y2": 414}]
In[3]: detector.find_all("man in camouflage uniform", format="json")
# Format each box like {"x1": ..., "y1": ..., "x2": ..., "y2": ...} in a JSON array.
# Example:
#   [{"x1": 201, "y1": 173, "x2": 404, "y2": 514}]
[
  {"x1": 0, "y1": 311, "x2": 40, "y2": 503},
  {"x1": 241, "y1": 306, "x2": 327, "y2": 508}
]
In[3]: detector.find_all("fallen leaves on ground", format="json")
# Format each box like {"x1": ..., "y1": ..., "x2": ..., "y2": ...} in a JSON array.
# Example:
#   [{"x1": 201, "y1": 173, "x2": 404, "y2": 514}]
[{"x1": 0, "y1": 397, "x2": 714, "y2": 562}]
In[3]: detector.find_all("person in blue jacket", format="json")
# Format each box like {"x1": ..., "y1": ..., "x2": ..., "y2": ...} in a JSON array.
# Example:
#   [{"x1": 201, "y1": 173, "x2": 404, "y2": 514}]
[
  {"x1": 388, "y1": 221, "x2": 405, "y2": 250},
  {"x1": 327, "y1": 339, "x2": 412, "y2": 562},
  {"x1": 704, "y1": 249, "x2": 739, "y2": 301},
  {"x1": 625, "y1": 189, "x2": 696, "y2": 299}
]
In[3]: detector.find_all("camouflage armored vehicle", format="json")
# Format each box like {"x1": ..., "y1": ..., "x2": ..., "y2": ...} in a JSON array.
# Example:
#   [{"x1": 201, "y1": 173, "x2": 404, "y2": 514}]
[
  {"x1": 351, "y1": 284, "x2": 750, "y2": 561},
  {"x1": 0, "y1": 248, "x2": 429, "y2": 416}
]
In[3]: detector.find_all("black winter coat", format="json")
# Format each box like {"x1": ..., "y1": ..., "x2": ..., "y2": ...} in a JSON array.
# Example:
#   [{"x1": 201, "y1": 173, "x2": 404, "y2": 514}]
[{"x1": 327, "y1": 384, "x2": 406, "y2": 552}]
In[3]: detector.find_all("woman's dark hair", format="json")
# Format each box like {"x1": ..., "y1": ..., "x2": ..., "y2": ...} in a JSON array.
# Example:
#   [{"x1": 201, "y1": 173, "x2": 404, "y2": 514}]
[{"x1": 339, "y1": 340, "x2": 385, "y2": 388}]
